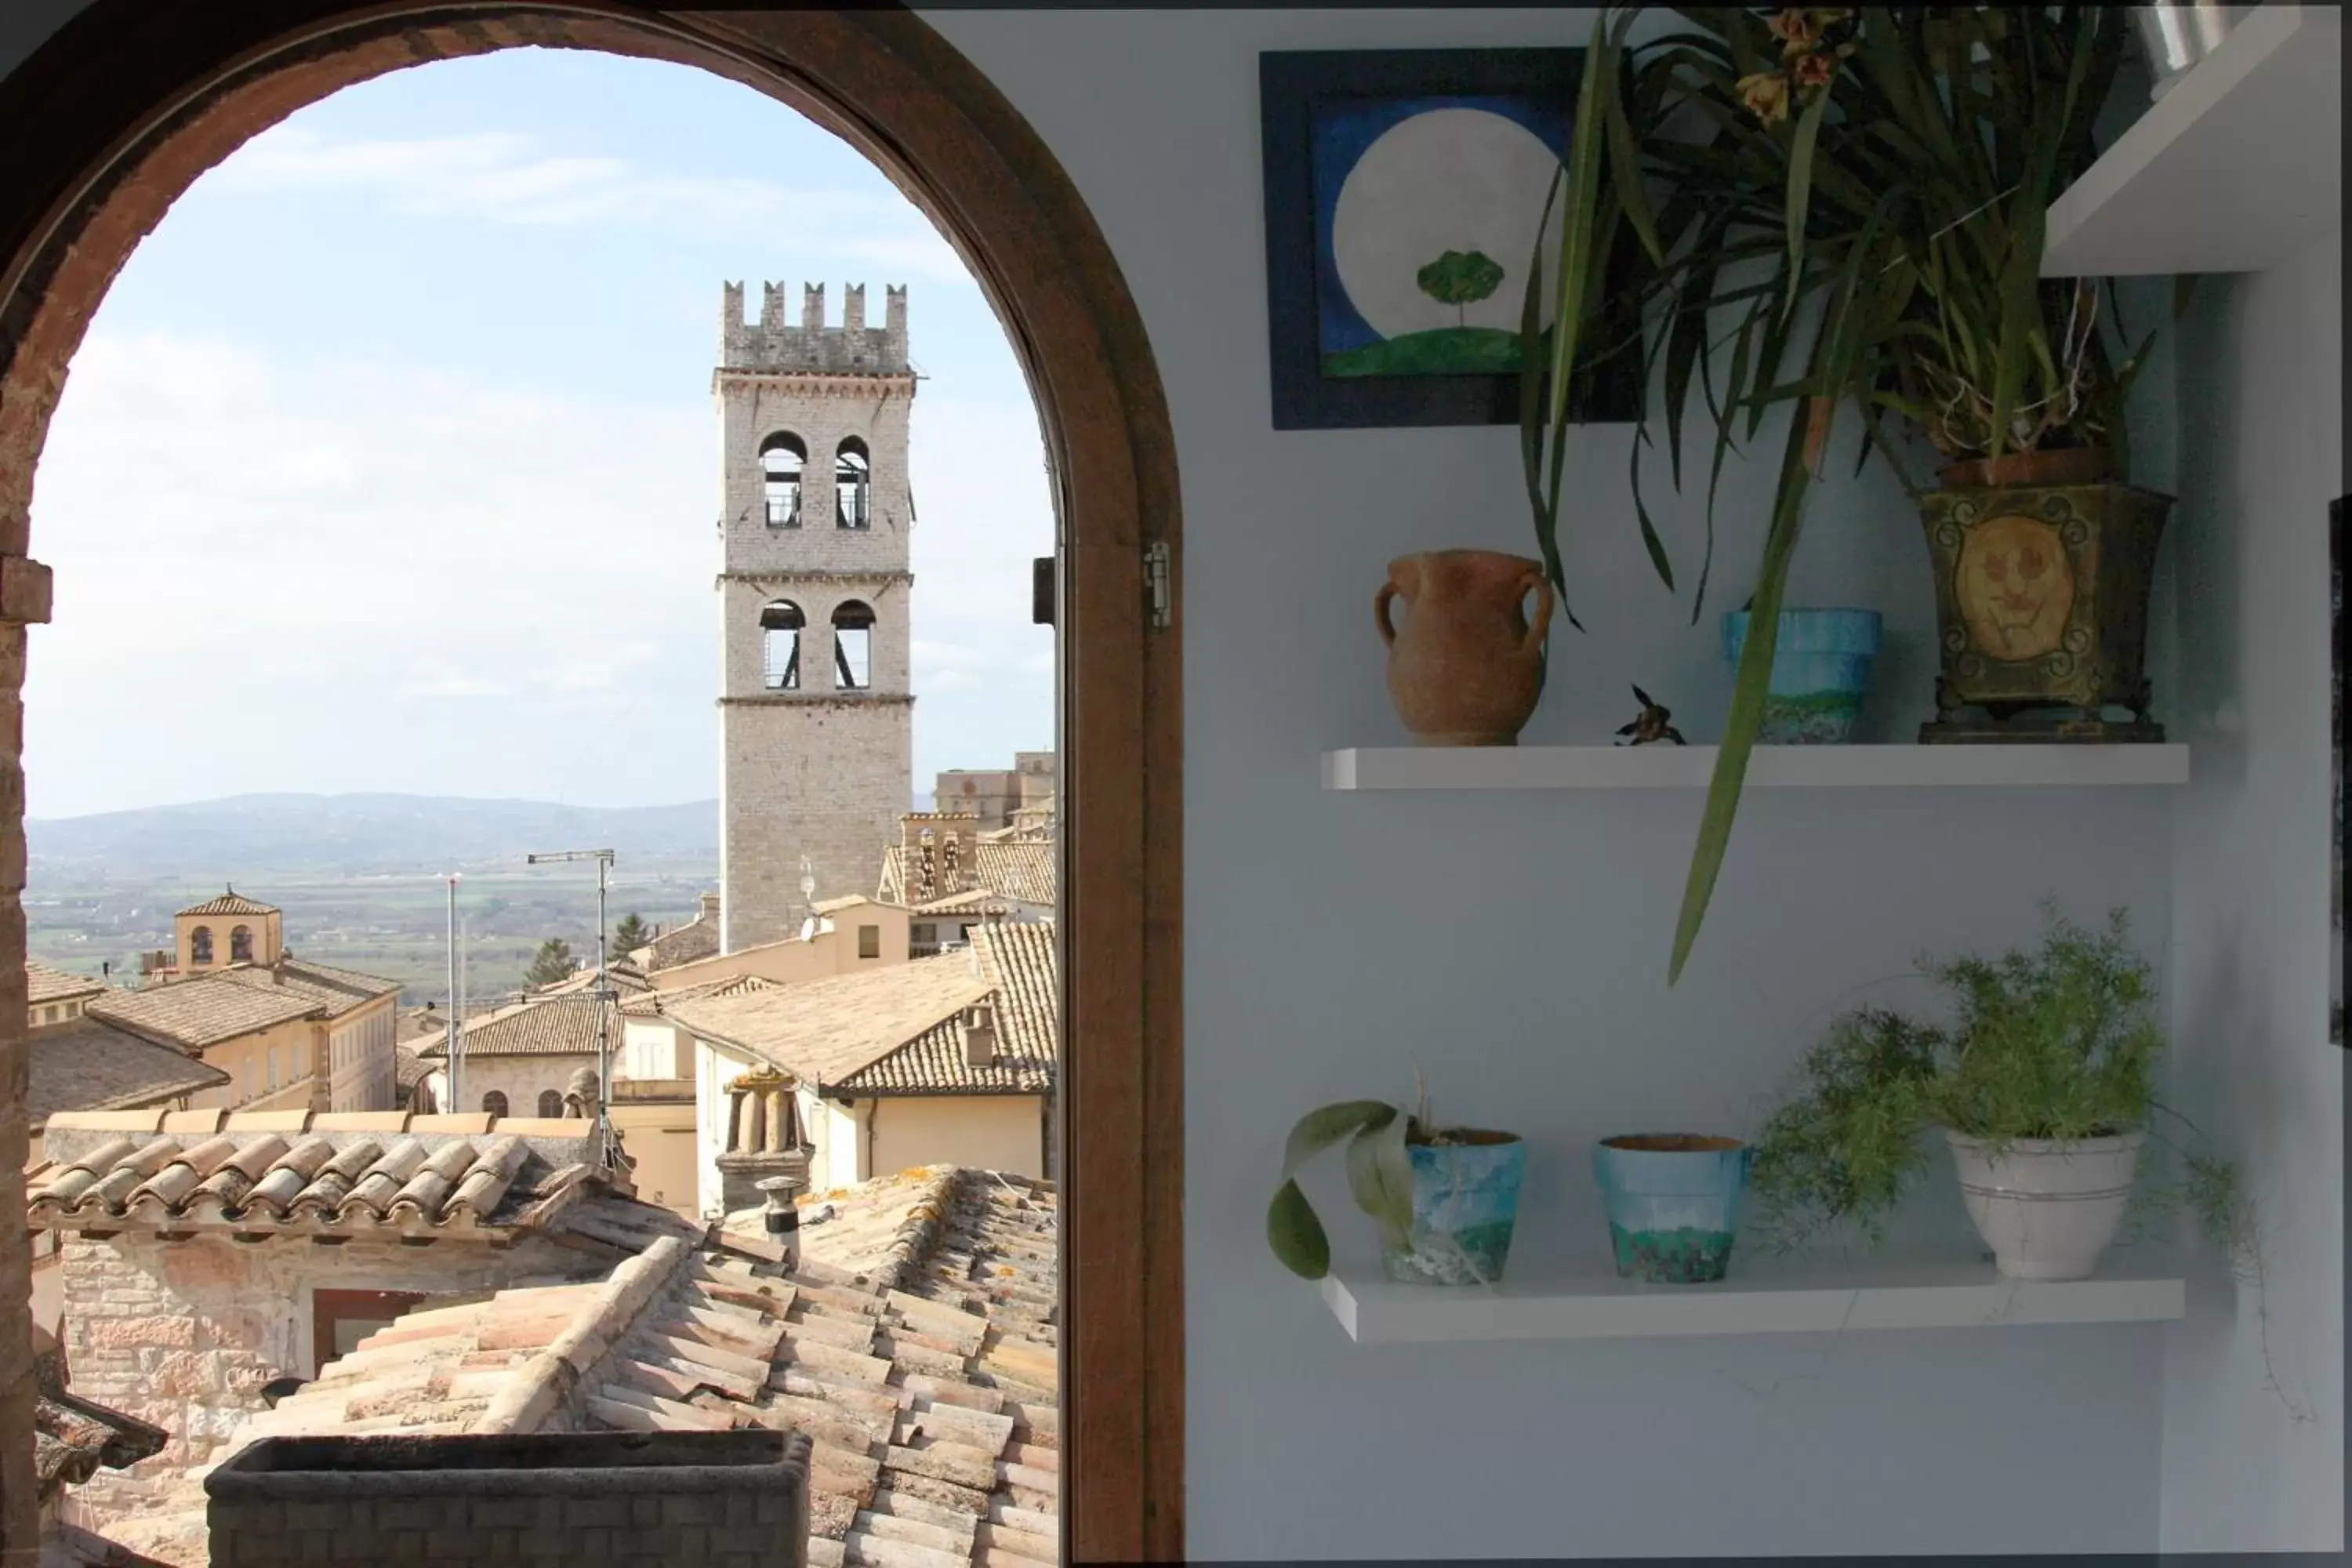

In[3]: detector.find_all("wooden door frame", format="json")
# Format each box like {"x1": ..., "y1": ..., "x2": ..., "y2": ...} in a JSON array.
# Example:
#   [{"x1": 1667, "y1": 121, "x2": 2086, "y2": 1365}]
[{"x1": 0, "y1": 5, "x2": 1182, "y2": 1562}]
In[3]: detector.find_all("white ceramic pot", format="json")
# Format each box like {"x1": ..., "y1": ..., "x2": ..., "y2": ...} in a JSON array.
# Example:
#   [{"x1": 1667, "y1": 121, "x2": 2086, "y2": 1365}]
[{"x1": 1945, "y1": 1130, "x2": 2145, "y2": 1281}]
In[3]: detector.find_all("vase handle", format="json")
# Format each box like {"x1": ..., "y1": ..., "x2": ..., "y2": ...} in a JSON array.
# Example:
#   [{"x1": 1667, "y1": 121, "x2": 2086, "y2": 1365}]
[
  {"x1": 1374, "y1": 579, "x2": 1402, "y2": 649},
  {"x1": 1520, "y1": 570, "x2": 1554, "y2": 658}
]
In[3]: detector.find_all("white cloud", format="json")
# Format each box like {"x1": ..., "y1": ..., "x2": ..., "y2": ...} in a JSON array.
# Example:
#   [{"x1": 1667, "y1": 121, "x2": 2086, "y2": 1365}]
[
  {"x1": 26, "y1": 329, "x2": 1055, "y2": 814},
  {"x1": 209, "y1": 125, "x2": 971, "y2": 281}
]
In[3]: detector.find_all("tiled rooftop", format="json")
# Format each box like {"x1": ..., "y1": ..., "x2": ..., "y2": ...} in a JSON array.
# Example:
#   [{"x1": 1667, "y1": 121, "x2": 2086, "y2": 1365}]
[
  {"x1": 881, "y1": 841, "x2": 1056, "y2": 909},
  {"x1": 416, "y1": 993, "x2": 618, "y2": 1058},
  {"x1": 212, "y1": 956, "x2": 401, "y2": 1019},
  {"x1": 100, "y1": 1168, "x2": 1060, "y2": 1568},
  {"x1": 661, "y1": 954, "x2": 991, "y2": 1086},
  {"x1": 28, "y1": 960, "x2": 108, "y2": 1006},
  {"x1": 27, "y1": 1110, "x2": 608, "y2": 1242},
  {"x1": 89, "y1": 975, "x2": 321, "y2": 1050},
  {"x1": 620, "y1": 973, "x2": 779, "y2": 1018},
  {"x1": 27, "y1": 1014, "x2": 230, "y2": 1128},
  {"x1": 833, "y1": 925, "x2": 1058, "y2": 1097},
  {"x1": 176, "y1": 889, "x2": 280, "y2": 918},
  {"x1": 643, "y1": 912, "x2": 722, "y2": 973}
]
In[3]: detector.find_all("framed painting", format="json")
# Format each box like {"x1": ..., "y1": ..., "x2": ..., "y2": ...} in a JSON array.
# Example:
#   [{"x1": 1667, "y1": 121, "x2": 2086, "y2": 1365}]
[
  {"x1": 2335, "y1": 495, "x2": 2345, "y2": 1046},
  {"x1": 1259, "y1": 48, "x2": 1643, "y2": 430}
]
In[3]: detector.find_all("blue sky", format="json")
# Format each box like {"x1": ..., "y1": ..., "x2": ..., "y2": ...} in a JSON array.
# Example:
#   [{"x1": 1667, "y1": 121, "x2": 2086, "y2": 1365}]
[{"x1": 25, "y1": 48, "x2": 1053, "y2": 818}]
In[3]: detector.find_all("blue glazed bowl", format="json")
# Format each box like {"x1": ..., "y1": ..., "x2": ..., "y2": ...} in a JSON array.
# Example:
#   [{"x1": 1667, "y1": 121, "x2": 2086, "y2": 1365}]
[
  {"x1": 1381, "y1": 1132, "x2": 1526, "y2": 1287},
  {"x1": 1592, "y1": 1134, "x2": 1751, "y2": 1283},
  {"x1": 1721, "y1": 608, "x2": 1883, "y2": 743}
]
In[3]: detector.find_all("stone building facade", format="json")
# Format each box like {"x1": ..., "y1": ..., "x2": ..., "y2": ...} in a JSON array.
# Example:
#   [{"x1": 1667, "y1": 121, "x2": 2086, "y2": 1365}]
[{"x1": 715, "y1": 281, "x2": 917, "y2": 953}]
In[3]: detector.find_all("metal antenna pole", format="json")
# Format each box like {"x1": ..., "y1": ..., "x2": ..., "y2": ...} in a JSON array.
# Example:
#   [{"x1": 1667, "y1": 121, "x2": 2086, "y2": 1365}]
[
  {"x1": 524, "y1": 848, "x2": 617, "y2": 1141},
  {"x1": 444, "y1": 873, "x2": 462, "y2": 1112}
]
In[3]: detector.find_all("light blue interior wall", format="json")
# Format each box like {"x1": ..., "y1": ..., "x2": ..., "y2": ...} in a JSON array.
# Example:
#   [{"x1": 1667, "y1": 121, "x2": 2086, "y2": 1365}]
[
  {"x1": 926, "y1": 9, "x2": 2179, "y2": 1558},
  {"x1": 2158, "y1": 223, "x2": 2344, "y2": 1554}
]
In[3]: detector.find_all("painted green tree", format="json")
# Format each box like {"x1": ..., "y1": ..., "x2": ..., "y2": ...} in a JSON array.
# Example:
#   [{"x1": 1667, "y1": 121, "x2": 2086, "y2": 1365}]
[{"x1": 1416, "y1": 248, "x2": 1505, "y2": 327}]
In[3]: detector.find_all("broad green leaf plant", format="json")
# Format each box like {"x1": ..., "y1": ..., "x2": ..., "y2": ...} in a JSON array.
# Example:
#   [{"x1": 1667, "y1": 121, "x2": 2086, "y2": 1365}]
[{"x1": 1521, "y1": 7, "x2": 2149, "y2": 982}]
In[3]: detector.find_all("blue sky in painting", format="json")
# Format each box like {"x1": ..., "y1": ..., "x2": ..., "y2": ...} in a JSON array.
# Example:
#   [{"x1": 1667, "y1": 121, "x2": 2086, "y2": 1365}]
[
  {"x1": 26, "y1": 49, "x2": 1052, "y2": 816},
  {"x1": 1309, "y1": 93, "x2": 1570, "y2": 358}
]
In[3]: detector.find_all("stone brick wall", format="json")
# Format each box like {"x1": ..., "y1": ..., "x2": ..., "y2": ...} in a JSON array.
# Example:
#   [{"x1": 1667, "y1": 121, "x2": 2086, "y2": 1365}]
[
  {"x1": 449, "y1": 1053, "x2": 597, "y2": 1119},
  {"x1": 721, "y1": 702, "x2": 913, "y2": 949},
  {"x1": 56, "y1": 1233, "x2": 599, "y2": 1525},
  {"x1": 714, "y1": 284, "x2": 917, "y2": 953},
  {"x1": 205, "y1": 1432, "x2": 810, "y2": 1568}
]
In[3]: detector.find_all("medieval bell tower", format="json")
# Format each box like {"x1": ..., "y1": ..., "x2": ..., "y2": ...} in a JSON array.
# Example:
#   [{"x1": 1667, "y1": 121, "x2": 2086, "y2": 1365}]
[{"x1": 713, "y1": 281, "x2": 916, "y2": 952}]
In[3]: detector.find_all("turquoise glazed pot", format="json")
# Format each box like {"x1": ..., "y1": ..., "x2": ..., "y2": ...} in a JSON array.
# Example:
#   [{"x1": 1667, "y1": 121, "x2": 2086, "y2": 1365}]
[
  {"x1": 1592, "y1": 1134, "x2": 1751, "y2": 1283},
  {"x1": 1381, "y1": 1131, "x2": 1526, "y2": 1286},
  {"x1": 1720, "y1": 608, "x2": 1883, "y2": 742}
]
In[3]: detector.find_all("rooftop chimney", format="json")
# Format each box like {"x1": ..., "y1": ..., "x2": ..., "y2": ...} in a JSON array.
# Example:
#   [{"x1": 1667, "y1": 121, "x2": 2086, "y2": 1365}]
[
  {"x1": 961, "y1": 1004, "x2": 999, "y2": 1069},
  {"x1": 699, "y1": 891, "x2": 721, "y2": 921}
]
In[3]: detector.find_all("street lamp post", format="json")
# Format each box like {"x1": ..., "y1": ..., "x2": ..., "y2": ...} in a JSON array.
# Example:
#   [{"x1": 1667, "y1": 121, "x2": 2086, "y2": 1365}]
[
  {"x1": 444, "y1": 873, "x2": 463, "y2": 1111},
  {"x1": 523, "y1": 848, "x2": 616, "y2": 1134}
]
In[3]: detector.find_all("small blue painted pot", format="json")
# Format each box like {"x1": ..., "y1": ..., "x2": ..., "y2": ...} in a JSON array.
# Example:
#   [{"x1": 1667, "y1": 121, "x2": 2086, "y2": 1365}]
[
  {"x1": 1381, "y1": 1131, "x2": 1526, "y2": 1287},
  {"x1": 1592, "y1": 1134, "x2": 1751, "y2": 1283},
  {"x1": 1721, "y1": 608, "x2": 1883, "y2": 743}
]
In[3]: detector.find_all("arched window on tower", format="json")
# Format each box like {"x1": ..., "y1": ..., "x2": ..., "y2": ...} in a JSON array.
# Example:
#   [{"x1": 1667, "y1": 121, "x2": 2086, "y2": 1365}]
[
  {"x1": 760, "y1": 433, "x2": 806, "y2": 528},
  {"x1": 832, "y1": 601, "x2": 875, "y2": 691},
  {"x1": 190, "y1": 926, "x2": 213, "y2": 965},
  {"x1": 834, "y1": 437, "x2": 871, "y2": 530},
  {"x1": 761, "y1": 600, "x2": 804, "y2": 691},
  {"x1": 537, "y1": 1089, "x2": 563, "y2": 1118},
  {"x1": 482, "y1": 1091, "x2": 509, "y2": 1117},
  {"x1": 230, "y1": 925, "x2": 253, "y2": 963}
]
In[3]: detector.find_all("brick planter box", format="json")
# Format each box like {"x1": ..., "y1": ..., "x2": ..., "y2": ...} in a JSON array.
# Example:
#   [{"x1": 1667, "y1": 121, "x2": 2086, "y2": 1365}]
[{"x1": 203, "y1": 1430, "x2": 811, "y2": 1567}]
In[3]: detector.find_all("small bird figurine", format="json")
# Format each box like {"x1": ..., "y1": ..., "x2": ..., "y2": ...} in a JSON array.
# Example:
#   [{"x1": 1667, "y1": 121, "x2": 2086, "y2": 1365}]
[{"x1": 1616, "y1": 684, "x2": 1686, "y2": 746}]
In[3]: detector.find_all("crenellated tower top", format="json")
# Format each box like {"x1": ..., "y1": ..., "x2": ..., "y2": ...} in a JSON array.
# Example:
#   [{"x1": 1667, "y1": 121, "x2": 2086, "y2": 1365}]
[{"x1": 720, "y1": 281, "x2": 910, "y2": 376}]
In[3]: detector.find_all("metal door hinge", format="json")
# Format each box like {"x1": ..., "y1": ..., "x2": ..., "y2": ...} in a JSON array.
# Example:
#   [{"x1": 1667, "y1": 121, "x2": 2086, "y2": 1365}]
[{"x1": 1145, "y1": 542, "x2": 1172, "y2": 630}]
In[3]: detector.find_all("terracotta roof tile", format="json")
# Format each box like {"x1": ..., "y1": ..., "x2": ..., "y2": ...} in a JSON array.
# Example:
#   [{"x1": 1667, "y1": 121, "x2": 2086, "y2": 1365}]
[
  {"x1": 212, "y1": 957, "x2": 400, "y2": 1018},
  {"x1": 26, "y1": 1116, "x2": 608, "y2": 1240},
  {"x1": 832, "y1": 924, "x2": 1055, "y2": 1096},
  {"x1": 27, "y1": 1016, "x2": 229, "y2": 1128},
  {"x1": 176, "y1": 889, "x2": 278, "y2": 917},
  {"x1": 662, "y1": 955, "x2": 989, "y2": 1085},
  {"x1": 416, "y1": 993, "x2": 615, "y2": 1059},
  {"x1": 87, "y1": 976, "x2": 321, "y2": 1050},
  {"x1": 27, "y1": 961, "x2": 108, "y2": 1006}
]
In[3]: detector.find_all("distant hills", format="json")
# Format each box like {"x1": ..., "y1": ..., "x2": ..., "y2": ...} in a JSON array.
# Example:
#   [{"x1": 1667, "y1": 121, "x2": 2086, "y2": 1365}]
[{"x1": 29, "y1": 793, "x2": 722, "y2": 879}]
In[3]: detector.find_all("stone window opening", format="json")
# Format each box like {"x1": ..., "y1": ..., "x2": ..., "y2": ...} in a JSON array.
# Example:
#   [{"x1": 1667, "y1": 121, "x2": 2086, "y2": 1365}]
[
  {"x1": 760, "y1": 599, "x2": 804, "y2": 691},
  {"x1": 832, "y1": 599, "x2": 874, "y2": 691},
  {"x1": 537, "y1": 1088, "x2": 562, "y2": 1117},
  {"x1": 482, "y1": 1090, "x2": 509, "y2": 1117},
  {"x1": 311, "y1": 1289, "x2": 426, "y2": 1377},
  {"x1": 834, "y1": 436, "x2": 871, "y2": 528},
  {"x1": 759, "y1": 431, "x2": 805, "y2": 527},
  {"x1": 190, "y1": 925, "x2": 213, "y2": 964},
  {"x1": 230, "y1": 924, "x2": 254, "y2": 963},
  {"x1": 857, "y1": 924, "x2": 881, "y2": 960}
]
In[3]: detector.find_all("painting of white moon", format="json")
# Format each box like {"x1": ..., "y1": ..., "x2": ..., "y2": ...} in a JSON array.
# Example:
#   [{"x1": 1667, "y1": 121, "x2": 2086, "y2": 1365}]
[{"x1": 1311, "y1": 94, "x2": 1570, "y2": 378}]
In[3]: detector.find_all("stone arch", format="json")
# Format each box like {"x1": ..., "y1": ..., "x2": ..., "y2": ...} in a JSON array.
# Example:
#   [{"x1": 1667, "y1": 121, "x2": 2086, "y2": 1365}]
[
  {"x1": 229, "y1": 924, "x2": 253, "y2": 962},
  {"x1": 536, "y1": 1088, "x2": 562, "y2": 1119},
  {"x1": 760, "y1": 597, "x2": 804, "y2": 691},
  {"x1": 831, "y1": 598, "x2": 876, "y2": 691},
  {"x1": 833, "y1": 434, "x2": 871, "y2": 528},
  {"x1": 0, "y1": 8, "x2": 1181, "y2": 1559},
  {"x1": 481, "y1": 1089, "x2": 509, "y2": 1118},
  {"x1": 188, "y1": 924, "x2": 213, "y2": 964},
  {"x1": 758, "y1": 430, "x2": 806, "y2": 527}
]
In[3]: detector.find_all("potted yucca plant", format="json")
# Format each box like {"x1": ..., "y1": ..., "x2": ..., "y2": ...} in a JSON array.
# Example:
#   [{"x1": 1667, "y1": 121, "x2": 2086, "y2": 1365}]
[{"x1": 1522, "y1": 7, "x2": 2169, "y2": 982}]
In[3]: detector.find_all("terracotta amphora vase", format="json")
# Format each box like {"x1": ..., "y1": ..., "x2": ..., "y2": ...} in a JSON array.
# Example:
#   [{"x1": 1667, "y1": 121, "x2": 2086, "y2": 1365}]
[{"x1": 1375, "y1": 550, "x2": 1553, "y2": 746}]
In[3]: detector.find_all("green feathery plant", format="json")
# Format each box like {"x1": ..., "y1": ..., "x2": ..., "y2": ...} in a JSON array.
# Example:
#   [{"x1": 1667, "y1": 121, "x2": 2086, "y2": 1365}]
[
  {"x1": 1745, "y1": 902, "x2": 2249, "y2": 1258},
  {"x1": 1522, "y1": 7, "x2": 2154, "y2": 982}
]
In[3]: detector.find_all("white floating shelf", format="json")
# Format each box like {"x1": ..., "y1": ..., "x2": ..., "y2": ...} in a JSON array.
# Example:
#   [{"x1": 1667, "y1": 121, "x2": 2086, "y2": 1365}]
[
  {"x1": 1320, "y1": 1250, "x2": 2187, "y2": 1344},
  {"x1": 1323, "y1": 744, "x2": 2191, "y2": 791},
  {"x1": 2043, "y1": 4, "x2": 2341, "y2": 276}
]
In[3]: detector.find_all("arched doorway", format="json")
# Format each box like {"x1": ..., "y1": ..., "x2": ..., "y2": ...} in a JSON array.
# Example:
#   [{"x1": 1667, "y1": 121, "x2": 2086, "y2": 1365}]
[{"x1": 0, "y1": 5, "x2": 1182, "y2": 1563}]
